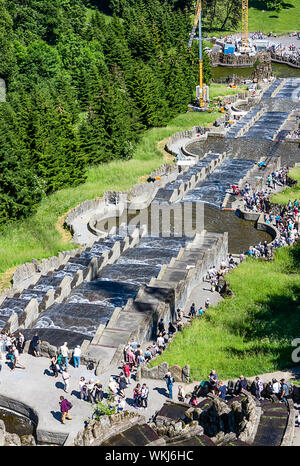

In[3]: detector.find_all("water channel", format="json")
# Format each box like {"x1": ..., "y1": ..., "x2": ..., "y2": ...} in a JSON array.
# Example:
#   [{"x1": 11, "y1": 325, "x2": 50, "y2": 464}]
[{"x1": 2, "y1": 71, "x2": 300, "y2": 345}]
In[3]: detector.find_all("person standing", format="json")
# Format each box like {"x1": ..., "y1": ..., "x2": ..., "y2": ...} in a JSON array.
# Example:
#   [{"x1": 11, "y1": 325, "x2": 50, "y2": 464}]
[
  {"x1": 60, "y1": 342, "x2": 69, "y2": 368},
  {"x1": 31, "y1": 332, "x2": 41, "y2": 357},
  {"x1": 117, "y1": 372, "x2": 127, "y2": 398},
  {"x1": 141, "y1": 383, "x2": 149, "y2": 408},
  {"x1": 94, "y1": 381, "x2": 104, "y2": 402},
  {"x1": 280, "y1": 378, "x2": 289, "y2": 404},
  {"x1": 0, "y1": 329, "x2": 7, "y2": 362},
  {"x1": 62, "y1": 368, "x2": 71, "y2": 393},
  {"x1": 164, "y1": 371, "x2": 174, "y2": 399},
  {"x1": 133, "y1": 383, "x2": 142, "y2": 408},
  {"x1": 255, "y1": 376, "x2": 264, "y2": 401},
  {"x1": 156, "y1": 333, "x2": 165, "y2": 352},
  {"x1": 73, "y1": 345, "x2": 81, "y2": 368},
  {"x1": 123, "y1": 361, "x2": 131, "y2": 385},
  {"x1": 17, "y1": 332, "x2": 25, "y2": 354},
  {"x1": 59, "y1": 396, "x2": 72, "y2": 424}
]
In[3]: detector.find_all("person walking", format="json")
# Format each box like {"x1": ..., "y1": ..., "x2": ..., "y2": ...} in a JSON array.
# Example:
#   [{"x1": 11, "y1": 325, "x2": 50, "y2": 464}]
[
  {"x1": 178, "y1": 385, "x2": 185, "y2": 402},
  {"x1": 164, "y1": 371, "x2": 174, "y2": 399},
  {"x1": 62, "y1": 368, "x2": 71, "y2": 393},
  {"x1": 59, "y1": 396, "x2": 72, "y2": 424},
  {"x1": 11, "y1": 346, "x2": 26, "y2": 371},
  {"x1": 73, "y1": 345, "x2": 81, "y2": 368}
]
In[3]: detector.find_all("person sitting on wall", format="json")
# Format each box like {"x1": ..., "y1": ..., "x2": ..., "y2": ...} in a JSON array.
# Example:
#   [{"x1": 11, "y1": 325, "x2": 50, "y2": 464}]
[{"x1": 168, "y1": 322, "x2": 176, "y2": 336}]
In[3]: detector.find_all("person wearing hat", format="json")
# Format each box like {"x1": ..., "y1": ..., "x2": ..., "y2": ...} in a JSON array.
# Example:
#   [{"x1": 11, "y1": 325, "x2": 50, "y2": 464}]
[{"x1": 73, "y1": 345, "x2": 81, "y2": 368}]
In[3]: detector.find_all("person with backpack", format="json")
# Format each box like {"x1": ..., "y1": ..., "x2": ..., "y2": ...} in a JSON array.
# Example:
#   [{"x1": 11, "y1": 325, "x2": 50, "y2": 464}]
[
  {"x1": 164, "y1": 371, "x2": 174, "y2": 399},
  {"x1": 59, "y1": 396, "x2": 72, "y2": 424}
]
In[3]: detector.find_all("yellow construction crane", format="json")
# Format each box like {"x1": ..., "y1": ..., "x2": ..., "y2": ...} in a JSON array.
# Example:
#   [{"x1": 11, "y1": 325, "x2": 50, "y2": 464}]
[
  {"x1": 241, "y1": 0, "x2": 248, "y2": 48},
  {"x1": 188, "y1": 0, "x2": 208, "y2": 108}
]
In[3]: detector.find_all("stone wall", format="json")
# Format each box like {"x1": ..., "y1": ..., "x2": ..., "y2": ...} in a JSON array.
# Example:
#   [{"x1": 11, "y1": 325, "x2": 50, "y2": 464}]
[{"x1": 71, "y1": 411, "x2": 143, "y2": 446}]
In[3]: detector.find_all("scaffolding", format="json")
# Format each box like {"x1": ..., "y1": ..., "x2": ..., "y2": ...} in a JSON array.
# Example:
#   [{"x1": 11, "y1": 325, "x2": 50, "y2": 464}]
[{"x1": 241, "y1": 0, "x2": 248, "y2": 48}]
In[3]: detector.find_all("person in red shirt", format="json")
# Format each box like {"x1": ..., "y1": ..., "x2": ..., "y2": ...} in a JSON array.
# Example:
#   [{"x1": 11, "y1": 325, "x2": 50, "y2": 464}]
[{"x1": 123, "y1": 361, "x2": 131, "y2": 385}]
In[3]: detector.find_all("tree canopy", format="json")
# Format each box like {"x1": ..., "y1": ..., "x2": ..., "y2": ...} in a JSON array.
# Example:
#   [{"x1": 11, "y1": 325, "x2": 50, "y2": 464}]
[{"x1": 0, "y1": 0, "x2": 225, "y2": 227}]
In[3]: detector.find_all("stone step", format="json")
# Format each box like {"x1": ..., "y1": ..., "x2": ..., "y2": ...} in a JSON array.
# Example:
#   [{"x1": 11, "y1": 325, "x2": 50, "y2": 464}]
[{"x1": 102, "y1": 423, "x2": 159, "y2": 446}]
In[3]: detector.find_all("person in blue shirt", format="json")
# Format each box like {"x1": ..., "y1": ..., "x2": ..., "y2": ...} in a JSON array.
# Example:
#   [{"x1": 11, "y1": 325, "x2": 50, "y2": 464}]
[
  {"x1": 218, "y1": 381, "x2": 227, "y2": 400},
  {"x1": 198, "y1": 306, "x2": 203, "y2": 316},
  {"x1": 164, "y1": 371, "x2": 174, "y2": 399}
]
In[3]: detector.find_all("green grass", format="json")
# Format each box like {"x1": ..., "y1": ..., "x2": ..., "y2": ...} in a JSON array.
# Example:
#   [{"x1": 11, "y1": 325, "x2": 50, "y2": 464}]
[
  {"x1": 150, "y1": 243, "x2": 300, "y2": 381},
  {"x1": 0, "y1": 85, "x2": 243, "y2": 289},
  {"x1": 271, "y1": 167, "x2": 300, "y2": 205},
  {"x1": 248, "y1": 0, "x2": 300, "y2": 35},
  {"x1": 209, "y1": 84, "x2": 247, "y2": 100},
  {"x1": 204, "y1": 0, "x2": 300, "y2": 36}
]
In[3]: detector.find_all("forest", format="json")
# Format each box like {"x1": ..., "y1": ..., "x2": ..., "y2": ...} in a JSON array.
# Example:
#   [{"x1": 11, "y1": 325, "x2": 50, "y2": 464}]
[{"x1": 0, "y1": 0, "x2": 227, "y2": 227}]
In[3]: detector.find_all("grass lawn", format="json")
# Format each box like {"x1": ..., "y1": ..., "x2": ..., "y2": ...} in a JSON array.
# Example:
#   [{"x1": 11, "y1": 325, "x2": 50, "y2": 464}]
[
  {"x1": 204, "y1": 0, "x2": 300, "y2": 36},
  {"x1": 150, "y1": 242, "x2": 300, "y2": 381},
  {"x1": 0, "y1": 84, "x2": 242, "y2": 290},
  {"x1": 248, "y1": 0, "x2": 300, "y2": 35}
]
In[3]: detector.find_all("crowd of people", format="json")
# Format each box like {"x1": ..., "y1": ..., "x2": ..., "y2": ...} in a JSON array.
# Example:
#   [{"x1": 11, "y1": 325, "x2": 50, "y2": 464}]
[
  {"x1": 269, "y1": 42, "x2": 300, "y2": 67},
  {"x1": 189, "y1": 370, "x2": 292, "y2": 406},
  {"x1": 235, "y1": 167, "x2": 299, "y2": 256},
  {"x1": 0, "y1": 329, "x2": 26, "y2": 371}
]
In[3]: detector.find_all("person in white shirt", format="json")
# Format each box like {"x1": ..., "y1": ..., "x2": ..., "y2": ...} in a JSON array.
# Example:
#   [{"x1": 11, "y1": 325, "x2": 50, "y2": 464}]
[
  {"x1": 73, "y1": 345, "x2": 81, "y2": 368},
  {"x1": 11, "y1": 346, "x2": 26, "y2": 371},
  {"x1": 108, "y1": 377, "x2": 118, "y2": 396},
  {"x1": 60, "y1": 342, "x2": 69, "y2": 368},
  {"x1": 157, "y1": 334, "x2": 165, "y2": 351},
  {"x1": 79, "y1": 377, "x2": 87, "y2": 400},
  {"x1": 62, "y1": 368, "x2": 71, "y2": 393},
  {"x1": 272, "y1": 378, "x2": 281, "y2": 398}
]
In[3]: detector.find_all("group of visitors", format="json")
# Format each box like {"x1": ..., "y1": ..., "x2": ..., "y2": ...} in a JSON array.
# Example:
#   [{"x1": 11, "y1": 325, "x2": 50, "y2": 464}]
[
  {"x1": 236, "y1": 167, "x2": 299, "y2": 256},
  {"x1": 269, "y1": 42, "x2": 300, "y2": 67},
  {"x1": 190, "y1": 370, "x2": 292, "y2": 406},
  {"x1": 0, "y1": 329, "x2": 26, "y2": 371}
]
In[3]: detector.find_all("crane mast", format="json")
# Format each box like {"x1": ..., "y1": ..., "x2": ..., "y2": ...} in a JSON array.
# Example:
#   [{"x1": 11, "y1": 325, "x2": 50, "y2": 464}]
[
  {"x1": 188, "y1": 0, "x2": 208, "y2": 108},
  {"x1": 241, "y1": 0, "x2": 248, "y2": 48}
]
